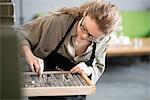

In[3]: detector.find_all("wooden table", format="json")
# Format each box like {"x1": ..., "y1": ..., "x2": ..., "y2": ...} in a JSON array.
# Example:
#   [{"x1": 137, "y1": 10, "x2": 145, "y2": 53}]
[{"x1": 107, "y1": 38, "x2": 150, "y2": 57}]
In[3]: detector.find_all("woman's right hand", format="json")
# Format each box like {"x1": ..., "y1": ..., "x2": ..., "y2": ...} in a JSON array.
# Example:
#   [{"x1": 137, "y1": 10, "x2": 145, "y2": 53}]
[
  {"x1": 22, "y1": 45, "x2": 44, "y2": 75},
  {"x1": 26, "y1": 54, "x2": 44, "y2": 75}
]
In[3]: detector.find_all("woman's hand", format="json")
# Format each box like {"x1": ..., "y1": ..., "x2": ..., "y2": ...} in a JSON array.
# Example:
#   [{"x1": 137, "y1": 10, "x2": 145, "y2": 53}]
[
  {"x1": 70, "y1": 62, "x2": 92, "y2": 76},
  {"x1": 22, "y1": 45, "x2": 44, "y2": 75},
  {"x1": 26, "y1": 54, "x2": 44, "y2": 75}
]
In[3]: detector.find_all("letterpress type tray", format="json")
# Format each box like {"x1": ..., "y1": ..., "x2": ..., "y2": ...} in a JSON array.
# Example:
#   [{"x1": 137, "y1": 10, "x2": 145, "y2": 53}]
[{"x1": 21, "y1": 71, "x2": 96, "y2": 96}]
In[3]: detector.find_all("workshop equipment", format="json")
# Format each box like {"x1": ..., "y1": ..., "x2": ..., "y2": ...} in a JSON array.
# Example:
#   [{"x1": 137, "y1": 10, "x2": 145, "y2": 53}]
[{"x1": 21, "y1": 71, "x2": 96, "y2": 96}]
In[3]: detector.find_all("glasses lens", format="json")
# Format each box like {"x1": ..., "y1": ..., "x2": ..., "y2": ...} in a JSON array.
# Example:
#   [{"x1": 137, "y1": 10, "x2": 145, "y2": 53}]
[{"x1": 80, "y1": 17, "x2": 105, "y2": 42}]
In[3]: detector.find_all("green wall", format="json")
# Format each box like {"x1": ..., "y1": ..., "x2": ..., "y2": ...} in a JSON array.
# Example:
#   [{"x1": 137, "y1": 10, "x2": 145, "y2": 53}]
[{"x1": 121, "y1": 11, "x2": 150, "y2": 38}]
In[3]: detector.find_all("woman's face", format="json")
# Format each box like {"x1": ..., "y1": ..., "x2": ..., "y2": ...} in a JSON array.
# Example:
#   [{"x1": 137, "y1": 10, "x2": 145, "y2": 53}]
[{"x1": 77, "y1": 15, "x2": 105, "y2": 42}]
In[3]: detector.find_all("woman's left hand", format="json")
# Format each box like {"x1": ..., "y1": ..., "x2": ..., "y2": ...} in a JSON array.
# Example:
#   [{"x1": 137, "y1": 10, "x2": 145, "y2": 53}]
[{"x1": 70, "y1": 62, "x2": 92, "y2": 76}]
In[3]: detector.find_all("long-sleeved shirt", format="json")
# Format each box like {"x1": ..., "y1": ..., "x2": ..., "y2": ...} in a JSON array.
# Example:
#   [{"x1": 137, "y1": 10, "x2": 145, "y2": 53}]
[{"x1": 17, "y1": 13, "x2": 111, "y2": 84}]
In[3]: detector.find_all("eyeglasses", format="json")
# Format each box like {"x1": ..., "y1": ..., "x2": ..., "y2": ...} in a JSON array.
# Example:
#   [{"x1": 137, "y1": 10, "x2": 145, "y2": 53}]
[{"x1": 80, "y1": 16, "x2": 105, "y2": 42}]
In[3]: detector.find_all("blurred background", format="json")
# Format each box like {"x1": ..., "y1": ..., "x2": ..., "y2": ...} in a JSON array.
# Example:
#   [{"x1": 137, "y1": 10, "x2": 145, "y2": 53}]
[
  {"x1": 12, "y1": 0, "x2": 150, "y2": 38},
  {"x1": 1, "y1": 0, "x2": 150, "y2": 100}
]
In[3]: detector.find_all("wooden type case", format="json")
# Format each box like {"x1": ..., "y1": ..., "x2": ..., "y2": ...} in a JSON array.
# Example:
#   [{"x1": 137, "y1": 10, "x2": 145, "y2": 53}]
[{"x1": 21, "y1": 71, "x2": 96, "y2": 96}]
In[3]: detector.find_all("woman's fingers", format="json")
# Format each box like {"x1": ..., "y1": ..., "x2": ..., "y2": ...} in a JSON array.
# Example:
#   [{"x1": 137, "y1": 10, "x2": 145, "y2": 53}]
[
  {"x1": 71, "y1": 62, "x2": 91, "y2": 76},
  {"x1": 30, "y1": 64, "x2": 35, "y2": 72},
  {"x1": 33, "y1": 58, "x2": 44, "y2": 75},
  {"x1": 26, "y1": 52, "x2": 44, "y2": 75},
  {"x1": 29, "y1": 57, "x2": 44, "y2": 76},
  {"x1": 71, "y1": 66, "x2": 84, "y2": 74},
  {"x1": 33, "y1": 61, "x2": 40, "y2": 73},
  {"x1": 70, "y1": 66, "x2": 78, "y2": 72},
  {"x1": 38, "y1": 59, "x2": 44, "y2": 75}
]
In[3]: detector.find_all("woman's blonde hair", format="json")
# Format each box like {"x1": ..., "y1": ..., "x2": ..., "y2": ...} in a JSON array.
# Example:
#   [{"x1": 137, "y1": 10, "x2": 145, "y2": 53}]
[{"x1": 58, "y1": 0, "x2": 122, "y2": 34}]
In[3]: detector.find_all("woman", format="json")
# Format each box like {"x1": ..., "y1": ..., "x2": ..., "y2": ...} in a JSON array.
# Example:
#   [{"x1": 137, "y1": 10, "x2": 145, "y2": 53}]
[{"x1": 17, "y1": 0, "x2": 121, "y2": 100}]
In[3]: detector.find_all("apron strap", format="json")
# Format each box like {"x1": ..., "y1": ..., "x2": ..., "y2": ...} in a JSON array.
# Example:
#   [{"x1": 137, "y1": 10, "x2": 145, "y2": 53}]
[
  {"x1": 53, "y1": 16, "x2": 96, "y2": 67},
  {"x1": 54, "y1": 17, "x2": 79, "y2": 52},
  {"x1": 85, "y1": 42, "x2": 96, "y2": 66}
]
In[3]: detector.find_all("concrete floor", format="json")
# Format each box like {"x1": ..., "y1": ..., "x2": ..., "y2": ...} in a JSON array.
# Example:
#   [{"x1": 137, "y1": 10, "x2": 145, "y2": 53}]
[{"x1": 87, "y1": 58, "x2": 150, "y2": 100}]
